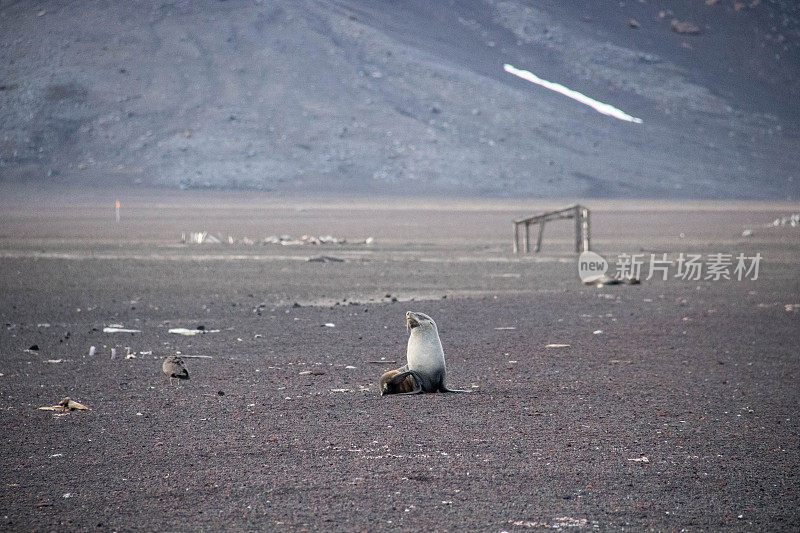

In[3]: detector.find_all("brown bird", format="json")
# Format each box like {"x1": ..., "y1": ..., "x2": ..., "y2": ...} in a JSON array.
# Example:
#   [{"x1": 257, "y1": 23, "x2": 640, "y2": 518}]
[{"x1": 162, "y1": 355, "x2": 189, "y2": 384}]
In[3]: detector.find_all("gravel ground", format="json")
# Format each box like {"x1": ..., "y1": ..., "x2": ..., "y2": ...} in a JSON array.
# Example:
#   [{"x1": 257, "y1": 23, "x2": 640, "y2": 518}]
[{"x1": 0, "y1": 192, "x2": 798, "y2": 531}]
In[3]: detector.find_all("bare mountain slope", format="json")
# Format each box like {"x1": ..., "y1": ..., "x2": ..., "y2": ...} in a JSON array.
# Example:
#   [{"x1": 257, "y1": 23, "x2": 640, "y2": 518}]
[{"x1": 1, "y1": 0, "x2": 798, "y2": 198}]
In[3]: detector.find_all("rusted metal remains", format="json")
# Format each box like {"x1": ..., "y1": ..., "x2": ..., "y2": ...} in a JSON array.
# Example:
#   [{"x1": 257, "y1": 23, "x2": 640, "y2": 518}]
[{"x1": 513, "y1": 204, "x2": 590, "y2": 254}]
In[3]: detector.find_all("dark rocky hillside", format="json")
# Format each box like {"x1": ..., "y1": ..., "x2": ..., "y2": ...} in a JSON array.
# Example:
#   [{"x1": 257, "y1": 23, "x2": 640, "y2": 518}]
[{"x1": 1, "y1": 0, "x2": 798, "y2": 198}]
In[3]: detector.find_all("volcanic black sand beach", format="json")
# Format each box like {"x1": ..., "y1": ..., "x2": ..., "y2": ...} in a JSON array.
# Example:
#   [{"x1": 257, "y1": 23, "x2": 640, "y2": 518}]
[{"x1": 0, "y1": 189, "x2": 798, "y2": 531}]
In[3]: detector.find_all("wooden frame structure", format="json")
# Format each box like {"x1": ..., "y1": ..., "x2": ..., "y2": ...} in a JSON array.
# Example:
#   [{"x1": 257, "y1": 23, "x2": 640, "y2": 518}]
[{"x1": 513, "y1": 204, "x2": 590, "y2": 254}]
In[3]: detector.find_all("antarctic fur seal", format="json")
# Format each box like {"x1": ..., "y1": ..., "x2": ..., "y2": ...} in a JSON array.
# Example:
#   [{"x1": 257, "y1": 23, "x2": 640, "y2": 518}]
[{"x1": 379, "y1": 311, "x2": 471, "y2": 395}]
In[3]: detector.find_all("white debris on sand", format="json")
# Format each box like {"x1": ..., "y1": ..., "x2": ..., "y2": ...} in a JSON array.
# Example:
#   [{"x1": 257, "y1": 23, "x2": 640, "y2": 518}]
[
  {"x1": 186, "y1": 232, "x2": 376, "y2": 246},
  {"x1": 508, "y1": 516, "x2": 592, "y2": 528},
  {"x1": 39, "y1": 397, "x2": 90, "y2": 412},
  {"x1": 168, "y1": 328, "x2": 220, "y2": 336},
  {"x1": 103, "y1": 325, "x2": 141, "y2": 333}
]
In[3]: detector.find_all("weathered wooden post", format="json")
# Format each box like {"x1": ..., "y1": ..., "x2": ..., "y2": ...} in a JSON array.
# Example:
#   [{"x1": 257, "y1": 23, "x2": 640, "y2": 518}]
[
  {"x1": 535, "y1": 221, "x2": 545, "y2": 252},
  {"x1": 523, "y1": 221, "x2": 531, "y2": 253},
  {"x1": 513, "y1": 222, "x2": 519, "y2": 254},
  {"x1": 581, "y1": 207, "x2": 591, "y2": 252}
]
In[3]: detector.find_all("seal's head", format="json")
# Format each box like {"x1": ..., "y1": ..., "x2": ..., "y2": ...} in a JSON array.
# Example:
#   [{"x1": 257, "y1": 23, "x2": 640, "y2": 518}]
[
  {"x1": 379, "y1": 371, "x2": 395, "y2": 396},
  {"x1": 406, "y1": 311, "x2": 437, "y2": 333}
]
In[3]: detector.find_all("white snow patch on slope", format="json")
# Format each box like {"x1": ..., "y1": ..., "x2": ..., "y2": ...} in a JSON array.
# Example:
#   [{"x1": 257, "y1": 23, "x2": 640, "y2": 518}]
[{"x1": 504, "y1": 63, "x2": 643, "y2": 124}]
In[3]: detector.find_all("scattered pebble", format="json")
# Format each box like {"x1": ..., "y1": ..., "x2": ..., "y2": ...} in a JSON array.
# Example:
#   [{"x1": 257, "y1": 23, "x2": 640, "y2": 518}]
[{"x1": 671, "y1": 19, "x2": 700, "y2": 34}]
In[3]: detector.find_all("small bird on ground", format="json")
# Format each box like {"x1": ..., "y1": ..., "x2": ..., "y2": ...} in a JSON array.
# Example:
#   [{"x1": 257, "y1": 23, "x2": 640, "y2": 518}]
[{"x1": 162, "y1": 355, "x2": 189, "y2": 384}]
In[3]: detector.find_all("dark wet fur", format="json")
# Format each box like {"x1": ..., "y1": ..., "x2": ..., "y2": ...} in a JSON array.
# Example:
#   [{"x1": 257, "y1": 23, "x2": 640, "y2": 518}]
[{"x1": 384, "y1": 365, "x2": 471, "y2": 395}]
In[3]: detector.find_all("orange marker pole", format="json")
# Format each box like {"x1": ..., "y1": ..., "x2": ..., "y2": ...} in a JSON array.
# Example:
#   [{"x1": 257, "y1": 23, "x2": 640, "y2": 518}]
[{"x1": 115, "y1": 200, "x2": 120, "y2": 223}]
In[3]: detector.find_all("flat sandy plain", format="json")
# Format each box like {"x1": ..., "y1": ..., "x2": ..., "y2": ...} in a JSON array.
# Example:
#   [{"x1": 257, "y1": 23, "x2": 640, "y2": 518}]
[{"x1": 0, "y1": 188, "x2": 798, "y2": 531}]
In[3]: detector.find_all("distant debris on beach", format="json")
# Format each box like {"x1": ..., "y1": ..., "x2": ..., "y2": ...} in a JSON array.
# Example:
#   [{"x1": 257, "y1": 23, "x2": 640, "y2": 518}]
[
  {"x1": 307, "y1": 255, "x2": 344, "y2": 263},
  {"x1": 581, "y1": 274, "x2": 641, "y2": 287},
  {"x1": 742, "y1": 213, "x2": 799, "y2": 237},
  {"x1": 181, "y1": 231, "x2": 221, "y2": 244},
  {"x1": 770, "y1": 213, "x2": 799, "y2": 228},
  {"x1": 181, "y1": 232, "x2": 375, "y2": 246},
  {"x1": 262, "y1": 234, "x2": 376, "y2": 246}
]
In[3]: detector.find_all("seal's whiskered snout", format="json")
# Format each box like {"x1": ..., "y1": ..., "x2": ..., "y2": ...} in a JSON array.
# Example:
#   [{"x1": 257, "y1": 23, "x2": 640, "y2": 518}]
[
  {"x1": 406, "y1": 311, "x2": 422, "y2": 331},
  {"x1": 406, "y1": 311, "x2": 433, "y2": 331}
]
